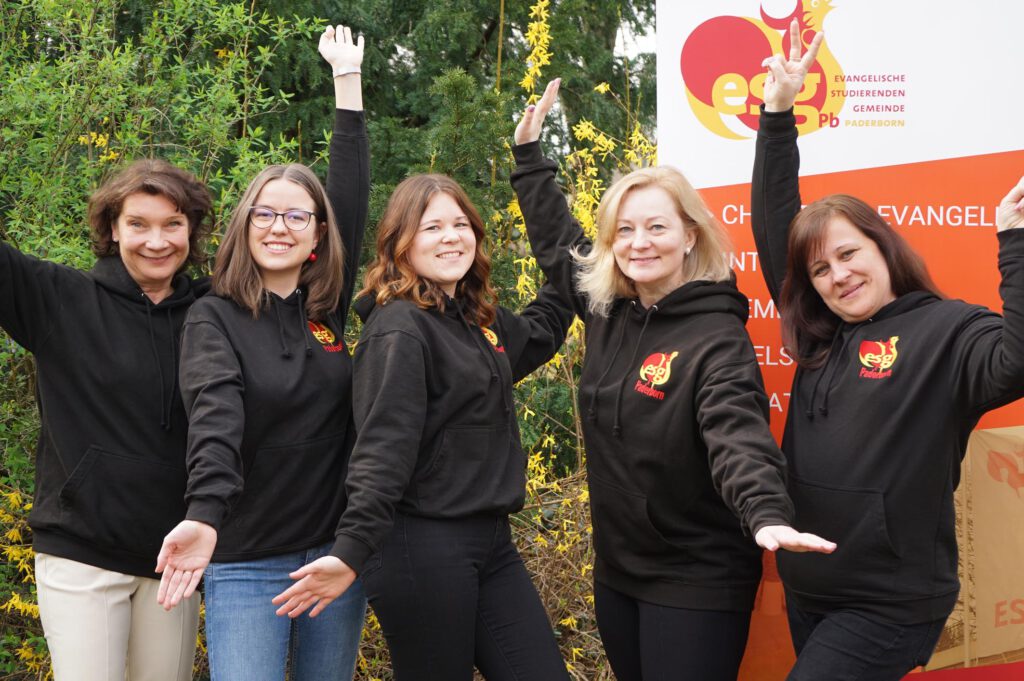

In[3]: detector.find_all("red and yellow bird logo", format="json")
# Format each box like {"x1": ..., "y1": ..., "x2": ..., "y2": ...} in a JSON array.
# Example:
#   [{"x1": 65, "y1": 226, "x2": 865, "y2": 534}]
[
  {"x1": 680, "y1": 0, "x2": 844, "y2": 139},
  {"x1": 639, "y1": 351, "x2": 679, "y2": 387},
  {"x1": 482, "y1": 327, "x2": 505, "y2": 353},
  {"x1": 307, "y1": 321, "x2": 336, "y2": 345},
  {"x1": 858, "y1": 336, "x2": 899, "y2": 372}
]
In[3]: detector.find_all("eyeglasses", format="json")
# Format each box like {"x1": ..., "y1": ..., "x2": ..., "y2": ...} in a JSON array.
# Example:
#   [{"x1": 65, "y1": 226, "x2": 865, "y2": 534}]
[{"x1": 248, "y1": 206, "x2": 316, "y2": 231}]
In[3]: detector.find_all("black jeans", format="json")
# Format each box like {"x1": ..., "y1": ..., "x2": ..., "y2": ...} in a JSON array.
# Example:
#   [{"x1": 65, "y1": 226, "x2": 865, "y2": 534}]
[
  {"x1": 361, "y1": 513, "x2": 569, "y2": 681},
  {"x1": 786, "y1": 600, "x2": 946, "y2": 681},
  {"x1": 594, "y1": 581, "x2": 751, "y2": 681}
]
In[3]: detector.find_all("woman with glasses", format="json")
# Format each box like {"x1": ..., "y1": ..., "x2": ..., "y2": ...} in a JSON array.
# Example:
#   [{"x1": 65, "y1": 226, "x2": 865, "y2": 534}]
[{"x1": 153, "y1": 25, "x2": 370, "y2": 680}]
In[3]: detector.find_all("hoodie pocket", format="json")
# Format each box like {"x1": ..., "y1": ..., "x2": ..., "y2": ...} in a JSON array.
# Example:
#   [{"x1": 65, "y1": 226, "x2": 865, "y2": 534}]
[
  {"x1": 588, "y1": 475, "x2": 693, "y2": 579},
  {"x1": 225, "y1": 434, "x2": 346, "y2": 549},
  {"x1": 58, "y1": 445, "x2": 186, "y2": 556},
  {"x1": 778, "y1": 476, "x2": 900, "y2": 598},
  {"x1": 415, "y1": 425, "x2": 514, "y2": 514}
]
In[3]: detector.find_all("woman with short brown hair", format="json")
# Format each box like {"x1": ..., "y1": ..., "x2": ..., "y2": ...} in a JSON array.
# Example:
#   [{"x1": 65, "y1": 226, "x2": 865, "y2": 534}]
[{"x1": 2, "y1": 156, "x2": 212, "y2": 679}]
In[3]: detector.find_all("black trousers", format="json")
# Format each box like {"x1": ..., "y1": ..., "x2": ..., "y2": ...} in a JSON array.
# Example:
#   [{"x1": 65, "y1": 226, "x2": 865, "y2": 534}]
[
  {"x1": 594, "y1": 581, "x2": 751, "y2": 681},
  {"x1": 361, "y1": 513, "x2": 569, "y2": 681},
  {"x1": 785, "y1": 599, "x2": 946, "y2": 681}
]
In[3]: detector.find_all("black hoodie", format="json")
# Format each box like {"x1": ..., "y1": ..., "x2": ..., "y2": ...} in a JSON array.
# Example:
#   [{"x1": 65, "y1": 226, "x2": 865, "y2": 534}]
[
  {"x1": 1, "y1": 244, "x2": 202, "y2": 577},
  {"x1": 178, "y1": 109, "x2": 368, "y2": 561},
  {"x1": 511, "y1": 141, "x2": 794, "y2": 611},
  {"x1": 753, "y1": 107, "x2": 1024, "y2": 623},
  {"x1": 327, "y1": 286, "x2": 574, "y2": 574}
]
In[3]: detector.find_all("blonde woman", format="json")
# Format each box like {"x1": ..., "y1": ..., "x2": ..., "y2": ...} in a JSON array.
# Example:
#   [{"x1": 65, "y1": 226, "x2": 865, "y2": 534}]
[{"x1": 509, "y1": 80, "x2": 833, "y2": 681}]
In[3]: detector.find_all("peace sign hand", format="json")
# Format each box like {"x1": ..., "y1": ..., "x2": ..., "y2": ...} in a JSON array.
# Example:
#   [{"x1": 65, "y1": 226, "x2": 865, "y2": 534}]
[{"x1": 762, "y1": 19, "x2": 823, "y2": 113}]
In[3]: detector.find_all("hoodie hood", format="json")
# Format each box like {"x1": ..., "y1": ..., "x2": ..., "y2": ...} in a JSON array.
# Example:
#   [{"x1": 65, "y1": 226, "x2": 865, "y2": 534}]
[
  {"x1": 629, "y1": 276, "x2": 750, "y2": 322},
  {"x1": 88, "y1": 255, "x2": 198, "y2": 309}
]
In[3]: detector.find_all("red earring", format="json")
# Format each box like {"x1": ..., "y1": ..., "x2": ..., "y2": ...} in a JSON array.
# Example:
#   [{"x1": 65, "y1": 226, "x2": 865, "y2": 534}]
[{"x1": 308, "y1": 252, "x2": 317, "y2": 262}]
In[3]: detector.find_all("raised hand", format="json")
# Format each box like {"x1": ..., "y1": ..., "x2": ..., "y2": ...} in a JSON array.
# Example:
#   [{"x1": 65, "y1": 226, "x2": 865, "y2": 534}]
[
  {"x1": 762, "y1": 19, "x2": 824, "y2": 113},
  {"x1": 271, "y1": 555, "x2": 357, "y2": 618},
  {"x1": 155, "y1": 520, "x2": 217, "y2": 610},
  {"x1": 755, "y1": 524, "x2": 837, "y2": 554},
  {"x1": 319, "y1": 24, "x2": 364, "y2": 73},
  {"x1": 997, "y1": 176, "x2": 1024, "y2": 231},
  {"x1": 514, "y1": 79, "x2": 560, "y2": 146}
]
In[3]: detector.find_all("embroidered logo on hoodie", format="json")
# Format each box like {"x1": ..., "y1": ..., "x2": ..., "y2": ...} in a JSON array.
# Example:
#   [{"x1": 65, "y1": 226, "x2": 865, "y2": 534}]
[
  {"x1": 308, "y1": 321, "x2": 345, "y2": 353},
  {"x1": 634, "y1": 351, "x2": 679, "y2": 400},
  {"x1": 482, "y1": 327, "x2": 506, "y2": 353},
  {"x1": 858, "y1": 336, "x2": 899, "y2": 379}
]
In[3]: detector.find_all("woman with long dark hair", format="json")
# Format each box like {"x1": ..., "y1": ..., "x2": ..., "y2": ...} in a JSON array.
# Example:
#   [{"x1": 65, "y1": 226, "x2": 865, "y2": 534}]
[
  {"x1": 272, "y1": 172, "x2": 575, "y2": 681},
  {"x1": 752, "y1": 21, "x2": 1024, "y2": 680},
  {"x1": 154, "y1": 24, "x2": 370, "y2": 680}
]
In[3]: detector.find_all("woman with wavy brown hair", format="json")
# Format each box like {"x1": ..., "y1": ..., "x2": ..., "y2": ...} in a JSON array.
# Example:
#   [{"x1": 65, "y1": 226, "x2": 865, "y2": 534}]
[{"x1": 272, "y1": 172, "x2": 575, "y2": 681}]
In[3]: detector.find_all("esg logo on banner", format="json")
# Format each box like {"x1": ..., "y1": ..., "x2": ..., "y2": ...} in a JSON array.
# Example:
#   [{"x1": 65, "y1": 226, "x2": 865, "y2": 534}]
[{"x1": 680, "y1": 0, "x2": 844, "y2": 138}]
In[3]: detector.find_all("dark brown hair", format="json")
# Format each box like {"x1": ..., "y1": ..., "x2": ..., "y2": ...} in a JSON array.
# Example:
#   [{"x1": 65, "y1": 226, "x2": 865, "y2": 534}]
[
  {"x1": 360, "y1": 174, "x2": 497, "y2": 327},
  {"x1": 212, "y1": 164, "x2": 344, "y2": 321},
  {"x1": 88, "y1": 159, "x2": 213, "y2": 269},
  {"x1": 780, "y1": 194, "x2": 941, "y2": 368}
]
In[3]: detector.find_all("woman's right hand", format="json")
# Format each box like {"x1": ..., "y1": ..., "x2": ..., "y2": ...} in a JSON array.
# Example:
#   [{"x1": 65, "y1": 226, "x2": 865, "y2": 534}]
[
  {"x1": 762, "y1": 19, "x2": 824, "y2": 113},
  {"x1": 272, "y1": 555, "x2": 357, "y2": 618},
  {"x1": 319, "y1": 24, "x2": 364, "y2": 72},
  {"x1": 755, "y1": 524, "x2": 836, "y2": 554},
  {"x1": 514, "y1": 78, "x2": 560, "y2": 146}
]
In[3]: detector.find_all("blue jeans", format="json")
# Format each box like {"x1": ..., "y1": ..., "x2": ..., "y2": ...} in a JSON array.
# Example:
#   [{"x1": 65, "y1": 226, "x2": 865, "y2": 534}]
[
  {"x1": 204, "y1": 541, "x2": 367, "y2": 681},
  {"x1": 786, "y1": 600, "x2": 946, "y2": 681}
]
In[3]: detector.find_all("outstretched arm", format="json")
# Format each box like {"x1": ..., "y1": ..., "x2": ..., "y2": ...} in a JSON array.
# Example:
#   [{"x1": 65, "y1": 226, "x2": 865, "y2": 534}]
[{"x1": 752, "y1": 21, "x2": 822, "y2": 304}]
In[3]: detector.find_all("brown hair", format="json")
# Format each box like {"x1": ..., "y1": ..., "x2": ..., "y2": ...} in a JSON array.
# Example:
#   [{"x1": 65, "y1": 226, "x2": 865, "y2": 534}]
[
  {"x1": 360, "y1": 174, "x2": 497, "y2": 327},
  {"x1": 212, "y1": 164, "x2": 344, "y2": 321},
  {"x1": 780, "y1": 194, "x2": 941, "y2": 368},
  {"x1": 574, "y1": 165, "x2": 732, "y2": 316},
  {"x1": 88, "y1": 159, "x2": 213, "y2": 269}
]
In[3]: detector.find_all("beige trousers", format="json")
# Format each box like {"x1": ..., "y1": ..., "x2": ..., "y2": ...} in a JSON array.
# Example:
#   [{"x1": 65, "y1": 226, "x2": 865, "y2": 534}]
[{"x1": 35, "y1": 553, "x2": 200, "y2": 681}]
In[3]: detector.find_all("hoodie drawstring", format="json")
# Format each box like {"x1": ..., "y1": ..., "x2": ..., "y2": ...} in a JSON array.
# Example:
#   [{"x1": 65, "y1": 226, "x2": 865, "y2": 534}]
[
  {"x1": 455, "y1": 304, "x2": 512, "y2": 416},
  {"x1": 143, "y1": 297, "x2": 171, "y2": 431},
  {"x1": 586, "y1": 302, "x2": 631, "y2": 423},
  {"x1": 296, "y1": 288, "x2": 313, "y2": 357},
  {"x1": 271, "y1": 294, "x2": 293, "y2": 359},
  {"x1": 806, "y1": 323, "x2": 857, "y2": 419},
  {"x1": 611, "y1": 303, "x2": 656, "y2": 438}
]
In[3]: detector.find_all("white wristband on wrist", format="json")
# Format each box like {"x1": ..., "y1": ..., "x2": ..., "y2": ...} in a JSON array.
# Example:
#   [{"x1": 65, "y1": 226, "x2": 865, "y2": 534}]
[{"x1": 332, "y1": 65, "x2": 361, "y2": 78}]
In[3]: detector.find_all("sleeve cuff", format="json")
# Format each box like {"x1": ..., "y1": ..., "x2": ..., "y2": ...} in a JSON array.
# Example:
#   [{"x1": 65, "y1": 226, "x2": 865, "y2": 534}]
[
  {"x1": 185, "y1": 498, "x2": 230, "y2": 531},
  {"x1": 511, "y1": 140, "x2": 545, "y2": 165},
  {"x1": 333, "y1": 108, "x2": 366, "y2": 135},
  {"x1": 329, "y1": 533, "x2": 376, "y2": 575},
  {"x1": 758, "y1": 105, "x2": 797, "y2": 136}
]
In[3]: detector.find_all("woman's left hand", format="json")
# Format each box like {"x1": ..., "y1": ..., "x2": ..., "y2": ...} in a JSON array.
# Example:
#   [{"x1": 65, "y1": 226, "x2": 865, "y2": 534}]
[
  {"x1": 514, "y1": 78, "x2": 560, "y2": 146},
  {"x1": 155, "y1": 520, "x2": 217, "y2": 610},
  {"x1": 755, "y1": 525, "x2": 836, "y2": 553},
  {"x1": 272, "y1": 555, "x2": 357, "y2": 618},
  {"x1": 997, "y1": 176, "x2": 1024, "y2": 231},
  {"x1": 319, "y1": 24, "x2": 364, "y2": 71}
]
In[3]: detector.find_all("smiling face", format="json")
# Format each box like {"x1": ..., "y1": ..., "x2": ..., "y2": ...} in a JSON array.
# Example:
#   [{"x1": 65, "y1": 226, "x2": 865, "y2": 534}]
[
  {"x1": 808, "y1": 215, "x2": 896, "y2": 323},
  {"x1": 407, "y1": 191, "x2": 476, "y2": 297},
  {"x1": 246, "y1": 178, "x2": 320, "y2": 298},
  {"x1": 111, "y1": 192, "x2": 190, "y2": 303},
  {"x1": 610, "y1": 185, "x2": 696, "y2": 306}
]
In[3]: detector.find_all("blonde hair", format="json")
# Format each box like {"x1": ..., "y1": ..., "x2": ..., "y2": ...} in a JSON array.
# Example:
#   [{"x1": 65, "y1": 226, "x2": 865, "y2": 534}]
[{"x1": 575, "y1": 166, "x2": 732, "y2": 316}]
